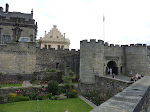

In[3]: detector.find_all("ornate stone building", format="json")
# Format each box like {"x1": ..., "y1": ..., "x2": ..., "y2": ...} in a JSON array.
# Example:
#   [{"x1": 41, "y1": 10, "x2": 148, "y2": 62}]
[
  {"x1": 0, "y1": 3, "x2": 37, "y2": 44},
  {"x1": 39, "y1": 25, "x2": 70, "y2": 50}
]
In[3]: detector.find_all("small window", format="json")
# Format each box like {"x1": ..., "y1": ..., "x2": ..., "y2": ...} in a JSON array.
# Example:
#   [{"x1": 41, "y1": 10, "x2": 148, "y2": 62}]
[
  {"x1": 56, "y1": 62, "x2": 59, "y2": 69},
  {"x1": 48, "y1": 45, "x2": 51, "y2": 49},
  {"x1": 61, "y1": 45, "x2": 64, "y2": 50},
  {"x1": 57, "y1": 45, "x2": 60, "y2": 50},
  {"x1": 45, "y1": 45, "x2": 47, "y2": 49},
  {"x1": 57, "y1": 36, "x2": 59, "y2": 38},
  {"x1": 3, "y1": 35, "x2": 11, "y2": 44},
  {"x1": 50, "y1": 36, "x2": 52, "y2": 38}
]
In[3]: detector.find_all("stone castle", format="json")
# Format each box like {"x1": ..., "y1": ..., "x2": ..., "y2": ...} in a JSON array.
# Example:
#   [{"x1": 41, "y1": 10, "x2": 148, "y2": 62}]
[
  {"x1": 80, "y1": 39, "x2": 150, "y2": 84},
  {"x1": 0, "y1": 3, "x2": 37, "y2": 44},
  {"x1": 0, "y1": 4, "x2": 150, "y2": 83}
]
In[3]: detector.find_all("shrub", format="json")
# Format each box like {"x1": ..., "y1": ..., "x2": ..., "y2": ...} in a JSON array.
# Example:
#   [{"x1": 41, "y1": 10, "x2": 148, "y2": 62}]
[
  {"x1": 38, "y1": 95, "x2": 47, "y2": 100},
  {"x1": 9, "y1": 93, "x2": 17, "y2": 98},
  {"x1": 63, "y1": 83, "x2": 70, "y2": 90},
  {"x1": 51, "y1": 96, "x2": 59, "y2": 100},
  {"x1": 13, "y1": 96, "x2": 30, "y2": 102},
  {"x1": 47, "y1": 93, "x2": 52, "y2": 99},
  {"x1": 50, "y1": 69, "x2": 56, "y2": 72},
  {"x1": 47, "y1": 80, "x2": 58, "y2": 95},
  {"x1": 28, "y1": 93, "x2": 37, "y2": 100},
  {"x1": 0, "y1": 96, "x2": 4, "y2": 104},
  {"x1": 72, "y1": 89, "x2": 77, "y2": 93},
  {"x1": 66, "y1": 92, "x2": 77, "y2": 98}
]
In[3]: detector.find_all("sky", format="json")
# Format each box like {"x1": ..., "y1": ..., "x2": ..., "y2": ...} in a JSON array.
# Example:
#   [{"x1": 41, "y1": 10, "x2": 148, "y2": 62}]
[{"x1": 1, "y1": 0, "x2": 150, "y2": 49}]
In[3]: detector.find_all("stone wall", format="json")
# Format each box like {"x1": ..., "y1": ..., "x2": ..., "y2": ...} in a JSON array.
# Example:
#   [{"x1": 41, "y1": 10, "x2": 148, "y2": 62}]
[
  {"x1": 80, "y1": 39, "x2": 104, "y2": 84},
  {"x1": 91, "y1": 76, "x2": 150, "y2": 112},
  {"x1": 36, "y1": 48, "x2": 80, "y2": 78},
  {"x1": 79, "y1": 75, "x2": 132, "y2": 98},
  {"x1": 0, "y1": 42, "x2": 36, "y2": 75}
]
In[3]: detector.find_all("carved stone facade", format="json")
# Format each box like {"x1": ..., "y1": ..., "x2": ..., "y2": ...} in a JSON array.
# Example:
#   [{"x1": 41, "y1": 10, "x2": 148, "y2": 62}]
[
  {"x1": 39, "y1": 25, "x2": 70, "y2": 50},
  {"x1": 0, "y1": 4, "x2": 37, "y2": 44}
]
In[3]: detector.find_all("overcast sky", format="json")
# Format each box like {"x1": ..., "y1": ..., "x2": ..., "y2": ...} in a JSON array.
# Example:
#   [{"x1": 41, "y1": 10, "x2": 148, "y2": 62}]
[{"x1": 1, "y1": 0, "x2": 150, "y2": 49}]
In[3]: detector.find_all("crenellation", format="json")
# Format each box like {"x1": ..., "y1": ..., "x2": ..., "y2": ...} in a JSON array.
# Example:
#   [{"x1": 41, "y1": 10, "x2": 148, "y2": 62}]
[{"x1": 80, "y1": 40, "x2": 88, "y2": 44}]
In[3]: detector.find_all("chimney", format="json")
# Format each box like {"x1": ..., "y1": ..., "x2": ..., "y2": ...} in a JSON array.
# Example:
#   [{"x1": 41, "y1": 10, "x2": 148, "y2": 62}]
[
  {"x1": 64, "y1": 33, "x2": 65, "y2": 38},
  {"x1": 5, "y1": 3, "x2": 9, "y2": 13},
  {"x1": 0, "y1": 7, "x2": 3, "y2": 12},
  {"x1": 45, "y1": 31, "x2": 46, "y2": 36}
]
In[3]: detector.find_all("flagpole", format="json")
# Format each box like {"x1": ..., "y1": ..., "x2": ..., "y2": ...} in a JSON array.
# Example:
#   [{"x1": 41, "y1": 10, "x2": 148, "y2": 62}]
[{"x1": 103, "y1": 14, "x2": 105, "y2": 42}]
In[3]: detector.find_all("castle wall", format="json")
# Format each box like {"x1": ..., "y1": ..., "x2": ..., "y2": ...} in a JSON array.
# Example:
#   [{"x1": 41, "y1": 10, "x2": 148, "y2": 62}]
[
  {"x1": 80, "y1": 39, "x2": 104, "y2": 84},
  {"x1": 125, "y1": 44, "x2": 149, "y2": 76},
  {"x1": 36, "y1": 48, "x2": 80, "y2": 77},
  {"x1": 104, "y1": 44, "x2": 124, "y2": 75},
  {"x1": 0, "y1": 42, "x2": 36, "y2": 75}
]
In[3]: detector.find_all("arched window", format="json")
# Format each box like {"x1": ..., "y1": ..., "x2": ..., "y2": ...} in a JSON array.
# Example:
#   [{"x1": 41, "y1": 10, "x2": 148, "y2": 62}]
[{"x1": 57, "y1": 45, "x2": 60, "y2": 50}]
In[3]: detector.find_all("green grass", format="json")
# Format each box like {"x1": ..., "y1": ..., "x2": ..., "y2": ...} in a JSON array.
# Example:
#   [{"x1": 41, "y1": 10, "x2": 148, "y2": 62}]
[
  {"x1": 0, "y1": 98, "x2": 93, "y2": 112},
  {"x1": 0, "y1": 83, "x2": 22, "y2": 87}
]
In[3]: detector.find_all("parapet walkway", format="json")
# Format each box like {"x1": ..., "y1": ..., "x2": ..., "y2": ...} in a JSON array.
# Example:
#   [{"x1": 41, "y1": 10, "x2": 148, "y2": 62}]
[{"x1": 106, "y1": 74, "x2": 131, "y2": 82}]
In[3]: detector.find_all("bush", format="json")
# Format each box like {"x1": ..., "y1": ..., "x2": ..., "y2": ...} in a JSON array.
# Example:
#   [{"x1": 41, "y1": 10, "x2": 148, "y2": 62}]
[
  {"x1": 63, "y1": 83, "x2": 70, "y2": 90},
  {"x1": 38, "y1": 95, "x2": 47, "y2": 100},
  {"x1": 9, "y1": 93, "x2": 17, "y2": 98},
  {"x1": 28, "y1": 93, "x2": 37, "y2": 100},
  {"x1": 66, "y1": 92, "x2": 77, "y2": 98},
  {"x1": 47, "y1": 93, "x2": 52, "y2": 99},
  {"x1": 50, "y1": 69, "x2": 56, "y2": 72},
  {"x1": 51, "y1": 96, "x2": 59, "y2": 100},
  {"x1": 47, "y1": 80, "x2": 58, "y2": 95},
  {"x1": 0, "y1": 96, "x2": 4, "y2": 104},
  {"x1": 13, "y1": 96, "x2": 30, "y2": 102}
]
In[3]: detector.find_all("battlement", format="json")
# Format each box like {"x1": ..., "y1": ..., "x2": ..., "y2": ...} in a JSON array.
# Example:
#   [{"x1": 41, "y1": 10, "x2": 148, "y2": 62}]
[
  {"x1": 36, "y1": 47, "x2": 80, "y2": 53},
  {"x1": 80, "y1": 39, "x2": 104, "y2": 45},
  {"x1": 121, "y1": 44, "x2": 147, "y2": 48}
]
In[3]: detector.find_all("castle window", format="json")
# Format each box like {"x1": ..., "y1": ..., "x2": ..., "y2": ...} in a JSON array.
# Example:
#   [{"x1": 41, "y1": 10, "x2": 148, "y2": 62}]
[
  {"x1": 48, "y1": 45, "x2": 51, "y2": 49},
  {"x1": 57, "y1": 36, "x2": 59, "y2": 38},
  {"x1": 58, "y1": 45, "x2": 60, "y2": 50},
  {"x1": 45, "y1": 45, "x2": 47, "y2": 49},
  {"x1": 50, "y1": 36, "x2": 52, "y2": 38},
  {"x1": 61, "y1": 45, "x2": 64, "y2": 50},
  {"x1": 3, "y1": 35, "x2": 11, "y2": 44},
  {"x1": 56, "y1": 62, "x2": 59, "y2": 69}
]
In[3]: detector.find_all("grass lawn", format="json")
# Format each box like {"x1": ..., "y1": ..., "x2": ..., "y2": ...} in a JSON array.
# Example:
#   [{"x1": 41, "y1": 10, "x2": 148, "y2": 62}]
[
  {"x1": 0, "y1": 98, "x2": 93, "y2": 112},
  {"x1": 0, "y1": 83, "x2": 22, "y2": 87}
]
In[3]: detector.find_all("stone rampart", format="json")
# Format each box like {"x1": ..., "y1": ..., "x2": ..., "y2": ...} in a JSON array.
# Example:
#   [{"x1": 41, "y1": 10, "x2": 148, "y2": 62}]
[
  {"x1": 0, "y1": 42, "x2": 36, "y2": 74},
  {"x1": 79, "y1": 75, "x2": 132, "y2": 98},
  {"x1": 90, "y1": 76, "x2": 150, "y2": 112}
]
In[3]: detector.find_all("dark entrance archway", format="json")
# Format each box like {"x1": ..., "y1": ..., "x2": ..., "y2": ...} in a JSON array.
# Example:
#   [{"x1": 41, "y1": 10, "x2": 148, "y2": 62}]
[{"x1": 106, "y1": 61, "x2": 118, "y2": 75}]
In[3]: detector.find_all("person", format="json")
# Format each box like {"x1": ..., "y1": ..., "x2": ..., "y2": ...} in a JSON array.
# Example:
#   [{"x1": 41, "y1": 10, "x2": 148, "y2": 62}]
[
  {"x1": 112, "y1": 73, "x2": 115, "y2": 78},
  {"x1": 130, "y1": 71, "x2": 133, "y2": 76},
  {"x1": 109, "y1": 68, "x2": 112, "y2": 75}
]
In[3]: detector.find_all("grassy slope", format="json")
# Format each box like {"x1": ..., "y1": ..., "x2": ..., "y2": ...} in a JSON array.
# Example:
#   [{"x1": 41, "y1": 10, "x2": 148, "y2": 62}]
[
  {"x1": 0, "y1": 98, "x2": 93, "y2": 112},
  {"x1": 0, "y1": 84, "x2": 22, "y2": 87}
]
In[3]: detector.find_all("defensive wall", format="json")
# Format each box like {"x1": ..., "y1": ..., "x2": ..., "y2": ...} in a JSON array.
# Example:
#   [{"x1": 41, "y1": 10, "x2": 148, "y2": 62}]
[
  {"x1": 80, "y1": 39, "x2": 150, "y2": 84},
  {"x1": 0, "y1": 42, "x2": 80, "y2": 80},
  {"x1": 79, "y1": 75, "x2": 132, "y2": 100},
  {"x1": 90, "y1": 76, "x2": 150, "y2": 112}
]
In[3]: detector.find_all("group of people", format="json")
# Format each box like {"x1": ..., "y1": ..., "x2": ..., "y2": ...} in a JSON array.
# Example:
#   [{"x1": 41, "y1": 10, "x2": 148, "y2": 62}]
[
  {"x1": 107, "y1": 67, "x2": 115, "y2": 78},
  {"x1": 130, "y1": 72, "x2": 144, "y2": 81}
]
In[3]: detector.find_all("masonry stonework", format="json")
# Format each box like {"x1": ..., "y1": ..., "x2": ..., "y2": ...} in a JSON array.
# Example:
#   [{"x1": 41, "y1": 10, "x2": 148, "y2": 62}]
[{"x1": 80, "y1": 39, "x2": 150, "y2": 84}]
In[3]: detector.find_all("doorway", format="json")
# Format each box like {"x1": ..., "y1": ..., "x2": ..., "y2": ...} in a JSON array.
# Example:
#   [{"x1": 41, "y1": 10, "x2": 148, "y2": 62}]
[{"x1": 107, "y1": 61, "x2": 118, "y2": 75}]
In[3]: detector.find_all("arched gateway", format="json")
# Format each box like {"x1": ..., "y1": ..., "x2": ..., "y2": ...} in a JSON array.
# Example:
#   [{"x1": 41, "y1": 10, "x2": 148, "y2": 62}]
[{"x1": 106, "y1": 61, "x2": 118, "y2": 75}]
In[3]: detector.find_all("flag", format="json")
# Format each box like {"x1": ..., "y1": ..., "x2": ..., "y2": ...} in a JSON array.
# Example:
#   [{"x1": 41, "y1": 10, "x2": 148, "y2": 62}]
[{"x1": 103, "y1": 15, "x2": 105, "y2": 22}]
